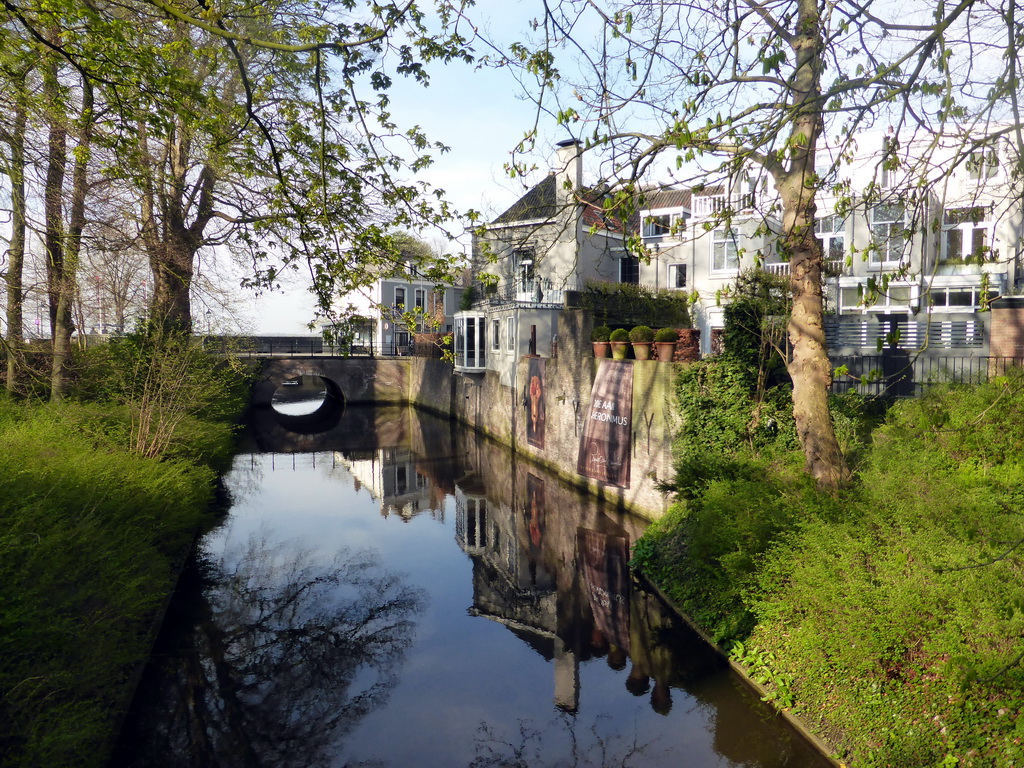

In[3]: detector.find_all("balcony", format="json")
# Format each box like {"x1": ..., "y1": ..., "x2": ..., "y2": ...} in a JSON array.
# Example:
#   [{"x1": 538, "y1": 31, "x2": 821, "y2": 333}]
[
  {"x1": 692, "y1": 191, "x2": 756, "y2": 219},
  {"x1": 486, "y1": 278, "x2": 569, "y2": 308},
  {"x1": 758, "y1": 259, "x2": 846, "y2": 278}
]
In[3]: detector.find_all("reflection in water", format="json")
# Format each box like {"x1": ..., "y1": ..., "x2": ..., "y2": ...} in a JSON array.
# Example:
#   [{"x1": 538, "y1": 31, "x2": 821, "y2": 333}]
[
  {"x1": 114, "y1": 535, "x2": 424, "y2": 767},
  {"x1": 117, "y1": 406, "x2": 832, "y2": 768},
  {"x1": 271, "y1": 375, "x2": 328, "y2": 416}
]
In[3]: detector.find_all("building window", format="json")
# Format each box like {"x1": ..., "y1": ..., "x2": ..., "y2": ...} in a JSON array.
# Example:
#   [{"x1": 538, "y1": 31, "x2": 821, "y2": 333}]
[
  {"x1": 414, "y1": 288, "x2": 426, "y2": 310},
  {"x1": 879, "y1": 136, "x2": 897, "y2": 188},
  {"x1": 712, "y1": 228, "x2": 741, "y2": 272},
  {"x1": 513, "y1": 247, "x2": 535, "y2": 294},
  {"x1": 927, "y1": 284, "x2": 999, "y2": 311},
  {"x1": 428, "y1": 290, "x2": 445, "y2": 318},
  {"x1": 506, "y1": 317, "x2": 515, "y2": 351},
  {"x1": 967, "y1": 149, "x2": 998, "y2": 180},
  {"x1": 840, "y1": 280, "x2": 916, "y2": 312},
  {"x1": 394, "y1": 286, "x2": 406, "y2": 308},
  {"x1": 815, "y1": 214, "x2": 846, "y2": 263},
  {"x1": 619, "y1": 254, "x2": 640, "y2": 284},
  {"x1": 454, "y1": 314, "x2": 487, "y2": 371},
  {"x1": 491, "y1": 319, "x2": 500, "y2": 350},
  {"x1": 642, "y1": 214, "x2": 670, "y2": 238},
  {"x1": 942, "y1": 206, "x2": 990, "y2": 263},
  {"x1": 869, "y1": 203, "x2": 906, "y2": 266},
  {"x1": 670, "y1": 263, "x2": 687, "y2": 289}
]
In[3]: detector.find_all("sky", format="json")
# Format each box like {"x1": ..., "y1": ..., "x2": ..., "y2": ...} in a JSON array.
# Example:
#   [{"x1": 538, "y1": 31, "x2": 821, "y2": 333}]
[{"x1": 244, "y1": 6, "x2": 575, "y2": 335}]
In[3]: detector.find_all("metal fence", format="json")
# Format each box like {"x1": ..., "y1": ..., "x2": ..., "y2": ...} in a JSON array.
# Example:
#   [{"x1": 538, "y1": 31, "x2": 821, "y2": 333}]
[
  {"x1": 830, "y1": 354, "x2": 1024, "y2": 397},
  {"x1": 202, "y1": 336, "x2": 413, "y2": 358}
]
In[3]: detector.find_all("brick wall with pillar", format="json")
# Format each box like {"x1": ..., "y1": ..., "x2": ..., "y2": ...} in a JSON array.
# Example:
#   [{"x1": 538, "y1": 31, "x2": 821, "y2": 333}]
[
  {"x1": 988, "y1": 297, "x2": 1024, "y2": 375},
  {"x1": 990, "y1": 297, "x2": 1024, "y2": 357}
]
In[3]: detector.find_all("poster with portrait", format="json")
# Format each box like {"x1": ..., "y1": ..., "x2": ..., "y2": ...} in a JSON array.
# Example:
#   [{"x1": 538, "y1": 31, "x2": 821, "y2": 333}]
[
  {"x1": 526, "y1": 356, "x2": 546, "y2": 449},
  {"x1": 576, "y1": 361, "x2": 633, "y2": 488}
]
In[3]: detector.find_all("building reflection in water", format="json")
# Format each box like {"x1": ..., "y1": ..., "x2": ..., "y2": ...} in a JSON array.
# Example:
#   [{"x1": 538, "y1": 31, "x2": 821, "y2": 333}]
[{"x1": 116, "y1": 405, "x2": 832, "y2": 768}]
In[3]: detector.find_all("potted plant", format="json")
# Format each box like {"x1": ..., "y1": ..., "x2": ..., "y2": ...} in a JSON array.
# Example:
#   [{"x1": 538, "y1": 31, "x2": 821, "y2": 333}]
[
  {"x1": 609, "y1": 328, "x2": 630, "y2": 360},
  {"x1": 654, "y1": 327, "x2": 678, "y2": 362},
  {"x1": 591, "y1": 325, "x2": 611, "y2": 358},
  {"x1": 628, "y1": 325, "x2": 655, "y2": 360}
]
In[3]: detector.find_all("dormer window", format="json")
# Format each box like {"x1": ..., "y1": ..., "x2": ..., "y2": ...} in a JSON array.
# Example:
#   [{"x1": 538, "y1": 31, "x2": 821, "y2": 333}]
[{"x1": 642, "y1": 214, "x2": 671, "y2": 238}]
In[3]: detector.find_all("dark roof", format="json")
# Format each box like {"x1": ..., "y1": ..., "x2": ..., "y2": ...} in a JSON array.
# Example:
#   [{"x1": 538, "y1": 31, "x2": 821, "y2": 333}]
[
  {"x1": 493, "y1": 174, "x2": 557, "y2": 224},
  {"x1": 640, "y1": 187, "x2": 692, "y2": 211}
]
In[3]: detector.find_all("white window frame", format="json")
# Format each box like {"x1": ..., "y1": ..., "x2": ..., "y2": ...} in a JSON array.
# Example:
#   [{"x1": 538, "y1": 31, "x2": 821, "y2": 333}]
[
  {"x1": 941, "y1": 206, "x2": 990, "y2": 263},
  {"x1": 840, "y1": 279, "x2": 917, "y2": 313},
  {"x1": 711, "y1": 228, "x2": 741, "y2": 273},
  {"x1": 394, "y1": 286, "x2": 406, "y2": 308},
  {"x1": 491, "y1": 319, "x2": 500, "y2": 350},
  {"x1": 505, "y1": 317, "x2": 515, "y2": 352},
  {"x1": 869, "y1": 203, "x2": 907, "y2": 267},
  {"x1": 669, "y1": 263, "x2": 687, "y2": 289},
  {"x1": 967, "y1": 148, "x2": 998, "y2": 181},
  {"x1": 927, "y1": 283, "x2": 998, "y2": 312},
  {"x1": 815, "y1": 214, "x2": 846, "y2": 264},
  {"x1": 642, "y1": 213, "x2": 670, "y2": 238},
  {"x1": 414, "y1": 288, "x2": 426, "y2": 310}
]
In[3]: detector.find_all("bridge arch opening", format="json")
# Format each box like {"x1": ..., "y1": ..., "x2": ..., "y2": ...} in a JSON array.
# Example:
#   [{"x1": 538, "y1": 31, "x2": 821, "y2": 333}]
[{"x1": 268, "y1": 375, "x2": 346, "y2": 434}]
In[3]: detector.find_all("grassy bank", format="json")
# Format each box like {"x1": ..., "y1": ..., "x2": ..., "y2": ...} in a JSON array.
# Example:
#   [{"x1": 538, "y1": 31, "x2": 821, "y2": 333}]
[
  {"x1": 633, "y1": 359, "x2": 1024, "y2": 767},
  {"x1": 0, "y1": 335, "x2": 247, "y2": 767}
]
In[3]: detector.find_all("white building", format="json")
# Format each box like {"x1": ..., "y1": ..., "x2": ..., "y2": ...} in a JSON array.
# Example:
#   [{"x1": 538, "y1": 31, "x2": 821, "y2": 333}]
[{"x1": 456, "y1": 139, "x2": 627, "y2": 380}]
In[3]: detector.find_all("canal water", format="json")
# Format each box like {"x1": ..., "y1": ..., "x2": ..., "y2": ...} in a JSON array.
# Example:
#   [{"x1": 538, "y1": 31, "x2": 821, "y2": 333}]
[{"x1": 112, "y1": 398, "x2": 832, "y2": 767}]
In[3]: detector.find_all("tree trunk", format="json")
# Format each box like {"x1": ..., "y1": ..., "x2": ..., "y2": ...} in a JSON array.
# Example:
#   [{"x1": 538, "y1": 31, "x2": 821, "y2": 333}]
[
  {"x1": 3, "y1": 69, "x2": 28, "y2": 395},
  {"x1": 43, "y1": 54, "x2": 68, "y2": 341},
  {"x1": 138, "y1": 120, "x2": 216, "y2": 333},
  {"x1": 779, "y1": 0, "x2": 851, "y2": 488},
  {"x1": 149, "y1": 237, "x2": 196, "y2": 331},
  {"x1": 50, "y1": 79, "x2": 94, "y2": 401}
]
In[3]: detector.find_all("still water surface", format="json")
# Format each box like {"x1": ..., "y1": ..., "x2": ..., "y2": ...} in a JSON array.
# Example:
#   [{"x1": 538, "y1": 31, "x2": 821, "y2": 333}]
[{"x1": 113, "y1": 403, "x2": 832, "y2": 767}]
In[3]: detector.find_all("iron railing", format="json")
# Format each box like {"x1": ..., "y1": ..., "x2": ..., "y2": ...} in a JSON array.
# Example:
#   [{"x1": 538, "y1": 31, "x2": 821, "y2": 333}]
[
  {"x1": 202, "y1": 336, "x2": 421, "y2": 358},
  {"x1": 830, "y1": 354, "x2": 1023, "y2": 397}
]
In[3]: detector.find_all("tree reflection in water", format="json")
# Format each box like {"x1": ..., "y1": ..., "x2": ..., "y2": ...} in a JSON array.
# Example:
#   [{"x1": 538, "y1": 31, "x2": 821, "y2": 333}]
[
  {"x1": 116, "y1": 535, "x2": 425, "y2": 768},
  {"x1": 470, "y1": 711, "x2": 665, "y2": 768}
]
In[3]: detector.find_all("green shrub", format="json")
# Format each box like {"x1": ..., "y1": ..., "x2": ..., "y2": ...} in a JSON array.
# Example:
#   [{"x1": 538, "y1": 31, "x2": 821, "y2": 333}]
[
  {"x1": 654, "y1": 327, "x2": 678, "y2": 343},
  {"x1": 628, "y1": 325, "x2": 654, "y2": 343},
  {"x1": 579, "y1": 280, "x2": 690, "y2": 328},
  {"x1": 591, "y1": 325, "x2": 611, "y2": 342},
  {"x1": 609, "y1": 328, "x2": 629, "y2": 342},
  {"x1": 0, "y1": 404, "x2": 227, "y2": 767}
]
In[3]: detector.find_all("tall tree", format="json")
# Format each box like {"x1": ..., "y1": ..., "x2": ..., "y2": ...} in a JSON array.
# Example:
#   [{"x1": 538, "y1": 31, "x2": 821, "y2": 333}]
[
  {"x1": 490, "y1": 0, "x2": 1024, "y2": 488},
  {"x1": 2, "y1": 0, "x2": 475, "y2": 333},
  {"x1": 0, "y1": 51, "x2": 32, "y2": 395}
]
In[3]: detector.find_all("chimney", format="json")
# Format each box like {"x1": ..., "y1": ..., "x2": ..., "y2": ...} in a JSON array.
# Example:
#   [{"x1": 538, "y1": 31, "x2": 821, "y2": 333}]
[{"x1": 554, "y1": 138, "x2": 583, "y2": 205}]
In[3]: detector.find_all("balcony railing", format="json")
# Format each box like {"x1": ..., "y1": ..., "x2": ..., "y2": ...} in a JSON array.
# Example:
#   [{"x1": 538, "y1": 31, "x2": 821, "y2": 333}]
[
  {"x1": 759, "y1": 259, "x2": 846, "y2": 277},
  {"x1": 484, "y1": 278, "x2": 570, "y2": 308},
  {"x1": 692, "y1": 191, "x2": 756, "y2": 218}
]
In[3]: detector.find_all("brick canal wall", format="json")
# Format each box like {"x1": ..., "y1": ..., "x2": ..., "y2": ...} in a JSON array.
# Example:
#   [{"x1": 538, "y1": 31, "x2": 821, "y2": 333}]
[{"x1": 450, "y1": 312, "x2": 675, "y2": 520}]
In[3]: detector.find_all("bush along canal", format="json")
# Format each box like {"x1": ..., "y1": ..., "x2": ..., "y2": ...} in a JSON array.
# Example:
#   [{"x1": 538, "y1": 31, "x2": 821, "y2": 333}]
[{"x1": 111, "y1": 404, "x2": 834, "y2": 767}]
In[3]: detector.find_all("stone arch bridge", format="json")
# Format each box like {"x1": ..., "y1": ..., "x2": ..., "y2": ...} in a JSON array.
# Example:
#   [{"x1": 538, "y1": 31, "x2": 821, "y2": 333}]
[{"x1": 249, "y1": 356, "x2": 452, "y2": 412}]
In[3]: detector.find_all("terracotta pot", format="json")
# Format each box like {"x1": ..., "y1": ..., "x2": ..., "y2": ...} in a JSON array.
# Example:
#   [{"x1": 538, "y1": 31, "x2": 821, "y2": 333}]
[
  {"x1": 592, "y1": 341, "x2": 610, "y2": 358},
  {"x1": 654, "y1": 341, "x2": 677, "y2": 362},
  {"x1": 631, "y1": 342, "x2": 652, "y2": 360},
  {"x1": 610, "y1": 341, "x2": 630, "y2": 360}
]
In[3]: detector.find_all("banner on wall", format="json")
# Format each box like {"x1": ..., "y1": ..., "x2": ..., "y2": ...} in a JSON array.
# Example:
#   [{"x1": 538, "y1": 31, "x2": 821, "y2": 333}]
[
  {"x1": 526, "y1": 357, "x2": 546, "y2": 449},
  {"x1": 576, "y1": 360, "x2": 633, "y2": 488}
]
